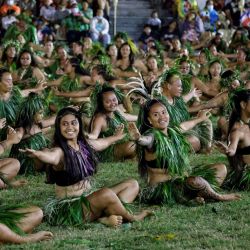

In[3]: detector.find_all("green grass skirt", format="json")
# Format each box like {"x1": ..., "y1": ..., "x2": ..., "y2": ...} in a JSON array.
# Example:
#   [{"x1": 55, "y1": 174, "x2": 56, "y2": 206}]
[
  {"x1": 44, "y1": 195, "x2": 91, "y2": 226},
  {"x1": 223, "y1": 164, "x2": 250, "y2": 191},
  {"x1": 0, "y1": 203, "x2": 27, "y2": 235},
  {"x1": 140, "y1": 165, "x2": 218, "y2": 205}
]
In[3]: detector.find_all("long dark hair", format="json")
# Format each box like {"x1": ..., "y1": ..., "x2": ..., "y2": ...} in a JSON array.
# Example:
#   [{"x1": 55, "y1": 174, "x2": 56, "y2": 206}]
[
  {"x1": 16, "y1": 50, "x2": 37, "y2": 68},
  {"x1": 54, "y1": 107, "x2": 98, "y2": 173},
  {"x1": 228, "y1": 89, "x2": 250, "y2": 138},
  {"x1": 1, "y1": 45, "x2": 17, "y2": 64},
  {"x1": 92, "y1": 65, "x2": 116, "y2": 82},
  {"x1": 137, "y1": 99, "x2": 167, "y2": 177}
]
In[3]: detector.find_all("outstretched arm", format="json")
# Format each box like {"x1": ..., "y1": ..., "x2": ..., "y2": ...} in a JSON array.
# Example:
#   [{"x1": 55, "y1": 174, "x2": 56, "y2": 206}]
[
  {"x1": 188, "y1": 91, "x2": 228, "y2": 113},
  {"x1": 19, "y1": 147, "x2": 63, "y2": 166},
  {"x1": 183, "y1": 88, "x2": 202, "y2": 103},
  {"x1": 53, "y1": 86, "x2": 93, "y2": 98},
  {"x1": 180, "y1": 109, "x2": 211, "y2": 131}
]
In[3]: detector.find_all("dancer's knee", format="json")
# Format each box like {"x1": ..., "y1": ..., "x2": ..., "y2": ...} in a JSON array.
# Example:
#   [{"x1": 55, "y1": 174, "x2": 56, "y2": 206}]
[{"x1": 126, "y1": 179, "x2": 139, "y2": 193}]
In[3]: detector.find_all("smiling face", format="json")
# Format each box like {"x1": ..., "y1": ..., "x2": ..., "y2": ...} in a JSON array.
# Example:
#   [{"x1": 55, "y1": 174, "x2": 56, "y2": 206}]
[
  {"x1": 102, "y1": 91, "x2": 119, "y2": 113},
  {"x1": 60, "y1": 114, "x2": 80, "y2": 140},
  {"x1": 147, "y1": 102, "x2": 169, "y2": 130}
]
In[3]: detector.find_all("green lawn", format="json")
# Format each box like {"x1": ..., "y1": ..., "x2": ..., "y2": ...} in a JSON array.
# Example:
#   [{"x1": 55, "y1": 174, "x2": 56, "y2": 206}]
[{"x1": 1, "y1": 151, "x2": 250, "y2": 250}]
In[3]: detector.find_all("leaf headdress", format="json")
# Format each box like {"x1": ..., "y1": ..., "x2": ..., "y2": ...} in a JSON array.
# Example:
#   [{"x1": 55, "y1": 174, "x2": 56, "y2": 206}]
[
  {"x1": 220, "y1": 69, "x2": 241, "y2": 89},
  {"x1": 15, "y1": 92, "x2": 45, "y2": 131},
  {"x1": 2, "y1": 40, "x2": 22, "y2": 54}
]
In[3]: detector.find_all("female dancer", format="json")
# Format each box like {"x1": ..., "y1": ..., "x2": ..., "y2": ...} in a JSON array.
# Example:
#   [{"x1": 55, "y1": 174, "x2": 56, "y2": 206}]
[
  {"x1": 12, "y1": 50, "x2": 46, "y2": 89},
  {"x1": 89, "y1": 87, "x2": 136, "y2": 161},
  {"x1": 216, "y1": 89, "x2": 250, "y2": 190},
  {"x1": 114, "y1": 42, "x2": 148, "y2": 78},
  {"x1": 21, "y1": 107, "x2": 151, "y2": 227},
  {"x1": 9, "y1": 93, "x2": 54, "y2": 175},
  {"x1": 131, "y1": 99, "x2": 240, "y2": 205}
]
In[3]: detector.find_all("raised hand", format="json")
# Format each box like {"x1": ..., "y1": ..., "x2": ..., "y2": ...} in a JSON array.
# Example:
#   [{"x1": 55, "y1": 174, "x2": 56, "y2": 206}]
[
  {"x1": 128, "y1": 122, "x2": 140, "y2": 141},
  {"x1": 114, "y1": 124, "x2": 125, "y2": 141},
  {"x1": 6, "y1": 126, "x2": 21, "y2": 144},
  {"x1": 191, "y1": 88, "x2": 202, "y2": 99},
  {"x1": 197, "y1": 109, "x2": 212, "y2": 121},
  {"x1": 0, "y1": 118, "x2": 6, "y2": 129}
]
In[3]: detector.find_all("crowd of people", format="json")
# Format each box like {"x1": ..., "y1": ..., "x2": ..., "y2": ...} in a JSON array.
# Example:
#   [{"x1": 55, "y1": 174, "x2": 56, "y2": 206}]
[{"x1": 0, "y1": 0, "x2": 250, "y2": 245}]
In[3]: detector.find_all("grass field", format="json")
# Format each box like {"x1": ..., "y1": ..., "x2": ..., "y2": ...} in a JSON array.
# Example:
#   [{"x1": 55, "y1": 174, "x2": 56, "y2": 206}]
[{"x1": 1, "y1": 151, "x2": 250, "y2": 250}]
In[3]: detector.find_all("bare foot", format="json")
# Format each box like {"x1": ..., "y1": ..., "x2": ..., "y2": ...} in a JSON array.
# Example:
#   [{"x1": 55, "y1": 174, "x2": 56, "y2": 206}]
[
  {"x1": 219, "y1": 193, "x2": 241, "y2": 201},
  {"x1": 189, "y1": 196, "x2": 205, "y2": 205},
  {"x1": 26, "y1": 231, "x2": 53, "y2": 243},
  {"x1": 10, "y1": 179, "x2": 28, "y2": 188},
  {"x1": 133, "y1": 210, "x2": 154, "y2": 221},
  {"x1": 98, "y1": 215, "x2": 123, "y2": 228},
  {"x1": 0, "y1": 179, "x2": 7, "y2": 189}
]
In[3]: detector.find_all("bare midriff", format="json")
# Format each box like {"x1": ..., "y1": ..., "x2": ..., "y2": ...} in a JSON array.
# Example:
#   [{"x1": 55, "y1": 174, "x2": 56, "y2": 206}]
[
  {"x1": 243, "y1": 155, "x2": 250, "y2": 165},
  {"x1": 55, "y1": 179, "x2": 91, "y2": 199},
  {"x1": 147, "y1": 167, "x2": 172, "y2": 186}
]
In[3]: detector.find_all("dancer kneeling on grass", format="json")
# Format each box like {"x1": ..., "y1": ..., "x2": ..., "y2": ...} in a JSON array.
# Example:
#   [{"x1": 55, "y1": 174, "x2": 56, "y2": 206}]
[
  {"x1": 21, "y1": 107, "x2": 152, "y2": 227},
  {"x1": 0, "y1": 204, "x2": 53, "y2": 244},
  {"x1": 129, "y1": 99, "x2": 240, "y2": 205},
  {"x1": 215, "y1": 89, "x2": 250, "y2": 190}
]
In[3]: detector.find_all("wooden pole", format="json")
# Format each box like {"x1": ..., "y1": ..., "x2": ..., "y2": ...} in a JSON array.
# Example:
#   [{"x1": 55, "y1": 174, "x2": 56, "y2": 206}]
[{"x1": 113, "y1": 0, "x2": 118, "y2": 36}]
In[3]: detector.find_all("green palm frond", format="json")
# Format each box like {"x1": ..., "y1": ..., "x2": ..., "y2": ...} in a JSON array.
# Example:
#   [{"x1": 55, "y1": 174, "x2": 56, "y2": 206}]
[
  {"x1": 0, "y1": 204, "x2": 27, "y2": 235},
  {"x1": 44, "y1": 196, "x2": 89, "y2": 226}
]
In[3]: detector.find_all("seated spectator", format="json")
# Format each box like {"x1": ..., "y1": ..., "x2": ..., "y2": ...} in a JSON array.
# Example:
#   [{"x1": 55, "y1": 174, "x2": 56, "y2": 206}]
[
  {"x1": 181, "y1": 11, "x2": 202, "y2": 43},
  {"x1": 138, "y1": 24, "x2": 155, "y2": 51},
  {"x1": 40, "y1": 0, "x2": 70, "y2": 23},
  {"x1": 200, "y1": 0, "x2": 219, "y2": 31},
  {"x1": 17, "y1": 0, "x2": 36, "y2": 16},
  {"x1": 229, "y1": 28, "x2": 249, "y2": 52},
  {"x1": 160, "y1": 19, "x2": 180, "y2": 42},
  {"x1": 90, "y1": 9, "x2": 110, "y2": 47},
  {"x1": 0, "y1": 0, "x2": 21, "y2": 16},
  {"x1": 1, "y1": 9, "x2": 17, "y2": 31},
  {"x1": 223, "y1": 0, "x2": 243, "y2": 27},
  {"x1": 62, "y1": 0, "x2": 93, "y2": 43},
  {"x1": 81, "y1": 1, "x2": 93, "y2": 34},
  {"x1": 92, "y1": 0, "x2": 110, "y2": 21},
  {"x1": 147, "y1": 10, "x2": 161, "y2": 32}
]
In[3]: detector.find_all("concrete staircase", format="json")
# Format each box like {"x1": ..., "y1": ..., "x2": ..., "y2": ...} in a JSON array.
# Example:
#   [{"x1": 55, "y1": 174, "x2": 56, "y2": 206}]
[{"x1": 109, "y1": 0, "x2": 155, "y2": 41}]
